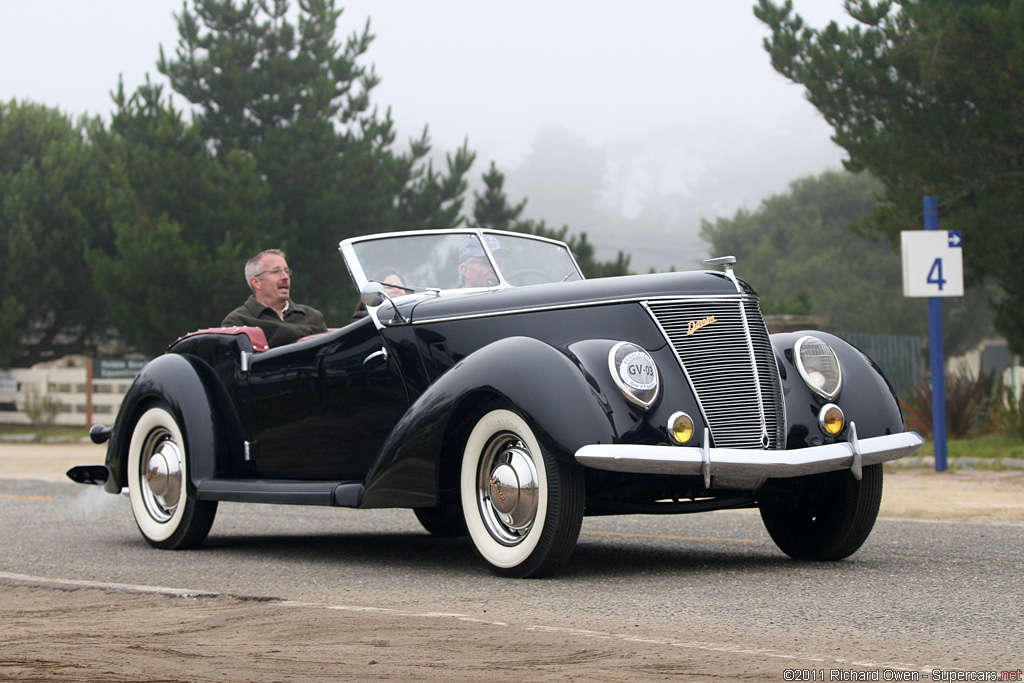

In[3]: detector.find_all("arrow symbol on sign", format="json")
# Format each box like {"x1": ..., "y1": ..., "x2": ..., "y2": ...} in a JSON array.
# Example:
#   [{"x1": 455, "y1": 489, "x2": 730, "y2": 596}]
[{"x1": 947, "y1": 231, "x2": 962, "y2": 248}]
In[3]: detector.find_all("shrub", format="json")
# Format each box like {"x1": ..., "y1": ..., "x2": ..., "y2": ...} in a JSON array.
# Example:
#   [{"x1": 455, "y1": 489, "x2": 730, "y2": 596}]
[
  {"x1": 899, "y1": 366, "x2": 995, "y2": 438},
  {"x1": 989, "y1": 381, "x2": 1024, "y2": 439},
  {"x1": 23, "y1": 391, "x2": 62, "y2": 428}
]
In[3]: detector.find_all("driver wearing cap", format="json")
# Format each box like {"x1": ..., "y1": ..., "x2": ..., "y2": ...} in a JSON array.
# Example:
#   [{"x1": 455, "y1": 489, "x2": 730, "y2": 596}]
[{"x1": 459, "y1": 235, "x2": 507, "y2": 288}]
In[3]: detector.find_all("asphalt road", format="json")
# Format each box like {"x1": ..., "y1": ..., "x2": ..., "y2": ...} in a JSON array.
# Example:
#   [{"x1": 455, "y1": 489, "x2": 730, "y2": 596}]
[{"x1": 2, "y1": 475, "x2": 1022, "y2": 679}]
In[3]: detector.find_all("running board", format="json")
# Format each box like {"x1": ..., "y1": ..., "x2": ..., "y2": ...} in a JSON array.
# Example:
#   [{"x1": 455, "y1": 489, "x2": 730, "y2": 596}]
[{"x1": 196, "y1": 479, "x2": 364, "y2": 507}]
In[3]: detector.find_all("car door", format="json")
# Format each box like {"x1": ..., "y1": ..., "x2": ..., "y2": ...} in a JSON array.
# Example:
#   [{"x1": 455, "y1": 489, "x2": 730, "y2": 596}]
[{"x1": 239, "y1": 316, "x2": 409, "y2": 481}]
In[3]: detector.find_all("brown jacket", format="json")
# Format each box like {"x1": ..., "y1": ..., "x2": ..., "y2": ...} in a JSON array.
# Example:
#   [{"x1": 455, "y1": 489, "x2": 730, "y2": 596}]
[{"x1": 221, "y1": 295, "x2": 327, "y2": 347}]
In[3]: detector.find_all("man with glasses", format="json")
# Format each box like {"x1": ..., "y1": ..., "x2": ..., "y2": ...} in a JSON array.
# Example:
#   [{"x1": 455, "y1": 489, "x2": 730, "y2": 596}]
[
  {"x1": 458, "y1": 235, "x2": 508, "y2": 288},
  {"x1": 222, "y1": 249, "x2": 327, "y2": 347}
]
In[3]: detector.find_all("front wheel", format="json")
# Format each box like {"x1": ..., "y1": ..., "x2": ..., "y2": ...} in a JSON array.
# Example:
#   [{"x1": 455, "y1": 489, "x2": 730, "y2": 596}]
[
  {"x1": 759, "y1": 464, "x2": 883, "y2": 561},
  {"x1": 460, "y1": 406, "x2": 584, "y2": 578},
  {"x1": 127, "y1": 404, "x2": 217, "y2": 550},
  {"x1": 413, "y1": 500, "x2": 467, "y2": 537}
]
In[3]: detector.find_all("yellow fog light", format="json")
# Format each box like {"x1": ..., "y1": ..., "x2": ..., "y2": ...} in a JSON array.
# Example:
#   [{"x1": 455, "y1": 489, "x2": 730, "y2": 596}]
[
  {"x1": 668, "y1": 412, "x2": 695, "y2": 445},
  {"x1": 819, "y1": 403, "x2": 845, "y2": 436}
]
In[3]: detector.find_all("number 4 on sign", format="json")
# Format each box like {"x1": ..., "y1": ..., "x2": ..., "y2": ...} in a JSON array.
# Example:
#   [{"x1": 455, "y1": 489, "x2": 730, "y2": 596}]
[
  {"x1": 900, "y1": 231, "x2": 964, "y2": 298},
  {"x1": 926, "y1": 258, "x2": 946, "y2": 291}
]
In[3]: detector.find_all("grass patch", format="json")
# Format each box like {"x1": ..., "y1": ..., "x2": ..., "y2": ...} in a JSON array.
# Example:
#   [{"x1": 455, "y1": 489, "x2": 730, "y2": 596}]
[
  {"x1": 4, "y1": 425, "x2": 1021, "y2": 468},
  {"x1": 915, "y1": 434, "x2": 1024, "y2": 466},
  {"x1": 0, "y1": 424, "x2": 91, "y2": 442}
]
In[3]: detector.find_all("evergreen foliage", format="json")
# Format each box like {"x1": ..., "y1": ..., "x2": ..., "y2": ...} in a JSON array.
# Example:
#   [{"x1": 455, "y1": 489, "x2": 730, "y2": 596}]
[
  {"x1": 87, "y1": 80, "x2": 275, "y2": 355},
  {"x1": 154, "y1": 0, "x2": 474, "y2": 321},
  {"x1": 755, "y1": 0, "x2": 1024, "y2": 354},
  {"x1": 0, "y1": 101, "x2": 114, "y2": 367},
  {"x1": 0, "y1": 2, "x2": 631, "y2": 365},
  {"x1": 472, "y1": 162, "x2": 631, "y2": 278},
  {"x1": 700, "y1": 170, "x2": 992, "y2": 353}
]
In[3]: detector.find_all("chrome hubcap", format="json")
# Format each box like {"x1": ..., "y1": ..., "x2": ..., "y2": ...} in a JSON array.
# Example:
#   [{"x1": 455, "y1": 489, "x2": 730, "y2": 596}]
[
  {"x1": 139, "y1": 428, "x2": 182, "y2": 523},
  {"x1": 477, "y1": 433, "x2": 539, "y2": 545}
]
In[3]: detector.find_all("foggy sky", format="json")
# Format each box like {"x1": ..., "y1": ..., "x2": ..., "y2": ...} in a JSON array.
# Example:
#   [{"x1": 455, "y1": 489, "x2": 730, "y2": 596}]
[{"x1": 1, "y1": 1, "x2": 853, "y2": 271}]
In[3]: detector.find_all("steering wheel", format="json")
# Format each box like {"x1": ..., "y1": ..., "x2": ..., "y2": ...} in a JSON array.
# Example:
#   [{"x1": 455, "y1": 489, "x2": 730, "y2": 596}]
[{"x1": 505, "y1": 268, "x2": 554, "y2": 286}]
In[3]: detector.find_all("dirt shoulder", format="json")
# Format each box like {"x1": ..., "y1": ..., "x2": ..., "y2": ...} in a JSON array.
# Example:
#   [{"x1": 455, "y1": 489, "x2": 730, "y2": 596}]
[
  {"x1": 0, "y1": 583, "x2": 858, "y2": 683},
  {"x1": 2, "y1": 443, "x2": 1022, "y2": 683},
  {"x1": 2, "y1": 442, "x2": 1023, "y2": 524},
  {"x1": 879, "y1": 466, "x2": 1024, "y2": 523}
]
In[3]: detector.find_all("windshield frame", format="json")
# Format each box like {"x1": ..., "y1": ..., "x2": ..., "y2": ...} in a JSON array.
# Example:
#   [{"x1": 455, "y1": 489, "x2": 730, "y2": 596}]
[{"x1": 339, "y1": 228, "x2": 585, "y2": 297}]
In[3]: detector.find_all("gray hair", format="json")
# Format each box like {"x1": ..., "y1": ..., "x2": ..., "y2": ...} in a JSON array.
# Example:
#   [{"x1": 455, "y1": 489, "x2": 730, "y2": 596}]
[{"x1": 244, "y1": 249, "x2": 285, "y2": 291}]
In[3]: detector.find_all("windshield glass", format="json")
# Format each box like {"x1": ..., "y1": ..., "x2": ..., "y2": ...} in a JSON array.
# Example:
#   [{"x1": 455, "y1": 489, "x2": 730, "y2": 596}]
[
  {"x1": 346, "y1": 230, "x2": 583, "y2": 294},
  {"x1": 496, "y1": 233, "x2": 582, "y2": 286}
]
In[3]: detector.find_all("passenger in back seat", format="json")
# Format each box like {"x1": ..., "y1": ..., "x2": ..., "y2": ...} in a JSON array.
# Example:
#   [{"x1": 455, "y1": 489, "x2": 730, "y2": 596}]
[{"x1": 221, "y1": 249, "x2": 328, "y2": 347}]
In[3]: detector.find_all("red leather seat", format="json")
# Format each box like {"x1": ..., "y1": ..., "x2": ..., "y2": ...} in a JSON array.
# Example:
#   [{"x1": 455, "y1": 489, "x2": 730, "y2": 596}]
[{"x1": 170, "y1": 326, "x2": 270, "y2": 352}]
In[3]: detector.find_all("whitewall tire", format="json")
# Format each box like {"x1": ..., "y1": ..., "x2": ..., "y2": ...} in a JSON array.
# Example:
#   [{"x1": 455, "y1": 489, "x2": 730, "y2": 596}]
[
  {"x1": 460, "y1": 406, "x2": 584, "y2": 578},
  {"x1": 127, "y1": 404, "x2": 216, "y2": 549}
]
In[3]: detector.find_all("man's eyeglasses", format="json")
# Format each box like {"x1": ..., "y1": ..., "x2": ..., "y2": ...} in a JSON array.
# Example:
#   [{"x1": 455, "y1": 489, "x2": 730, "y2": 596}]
[{"x1": 255, "y1": 267, "x2": 292, "y2": 278}]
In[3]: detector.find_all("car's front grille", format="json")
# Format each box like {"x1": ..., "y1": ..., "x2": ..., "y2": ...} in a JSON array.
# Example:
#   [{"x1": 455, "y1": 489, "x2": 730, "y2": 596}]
[{"x1": 645, "y1": 297, "x2": 785, "y2": 449}]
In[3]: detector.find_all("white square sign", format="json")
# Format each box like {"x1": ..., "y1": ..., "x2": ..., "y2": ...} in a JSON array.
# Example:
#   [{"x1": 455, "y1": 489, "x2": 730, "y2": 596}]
[{"x1": 901, "y1": 230, "x2": 964, "y2": 297}]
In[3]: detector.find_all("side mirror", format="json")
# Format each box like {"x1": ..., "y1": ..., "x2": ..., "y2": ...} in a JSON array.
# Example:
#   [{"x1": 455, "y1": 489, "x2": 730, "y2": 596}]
[
  {"x1": 359, "y1": 281, "x2": 408, "y2": 325},
  {"x1": 360, "y1": 282, "x2": 386, "y2": 308}
]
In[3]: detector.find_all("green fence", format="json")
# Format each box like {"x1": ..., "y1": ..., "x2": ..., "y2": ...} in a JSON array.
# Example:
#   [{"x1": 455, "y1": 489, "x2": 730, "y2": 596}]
[{"x1": 831, "y1": 331, "x2": 924, "y2": 396}]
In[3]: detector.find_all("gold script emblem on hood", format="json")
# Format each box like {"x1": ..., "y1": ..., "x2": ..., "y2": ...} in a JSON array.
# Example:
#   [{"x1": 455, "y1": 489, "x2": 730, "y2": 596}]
[{"x1": 687, "y1": 315, "x2": 717, "y2": 336}]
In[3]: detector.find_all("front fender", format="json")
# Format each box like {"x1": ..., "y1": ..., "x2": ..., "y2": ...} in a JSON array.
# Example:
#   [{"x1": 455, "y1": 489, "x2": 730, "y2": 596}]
[
  {"x1": 103, "y1": 353, "x2": 236, "y2": 494},
  {"x1": 360, "y1": 336, "x2": 615, "y2": 508},
  {"x1": 772, "y1": 331, "x2": 906, "y2": 447}
]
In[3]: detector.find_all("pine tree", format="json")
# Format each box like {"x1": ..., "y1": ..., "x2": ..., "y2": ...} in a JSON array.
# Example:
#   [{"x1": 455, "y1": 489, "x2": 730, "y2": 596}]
[
  {"x1": 0, "y1": 101, "x2": 114, "y2": 366},
  {"x1": 756, "y1": 0, "x2": 1024, "y2": 353},
  {"x1": 470, "y1": 161, "x2": 631, "y2": 278},
  {"x1": 87, "y1": 80, "x2": 275, "y2": 356},
  {"x1": 157, "y1": 0, "x2": 473, "y2": 320}
]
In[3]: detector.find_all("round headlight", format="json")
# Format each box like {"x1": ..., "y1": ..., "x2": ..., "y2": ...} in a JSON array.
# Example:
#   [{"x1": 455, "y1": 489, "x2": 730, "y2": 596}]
[
  {"x1": 794, "y1": 335, "x2": 842, "y2": 399},
  {"x1": 608, "y1": 342, "x2": 659, "y2": 409},
  {"x1": 668, "y1": 412, "x2": 695, "y2": 444},
  {"x1": 818, "y1": 403, "x2": 845, "y2": 436}
]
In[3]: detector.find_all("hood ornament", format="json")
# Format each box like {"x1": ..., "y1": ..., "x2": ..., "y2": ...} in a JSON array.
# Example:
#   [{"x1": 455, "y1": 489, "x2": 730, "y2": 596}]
[{"x1": 704, "y1": 255, "x2": 740, "y2": 291}]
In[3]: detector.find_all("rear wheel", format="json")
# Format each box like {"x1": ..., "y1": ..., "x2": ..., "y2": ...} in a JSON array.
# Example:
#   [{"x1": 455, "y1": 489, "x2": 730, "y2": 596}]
[
  {"x1": 127, "y1": 404, "x2": 217, "y2": 549},
  {"x1": 759, "y1": 464, "x2": 883, "y2": 560},
  {"x1": 460, "y1": 405, "x2": 584, "y2": 578}
]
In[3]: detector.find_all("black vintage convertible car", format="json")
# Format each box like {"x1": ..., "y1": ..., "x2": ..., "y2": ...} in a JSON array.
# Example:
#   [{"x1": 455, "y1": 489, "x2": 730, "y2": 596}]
[{"x1": 69, "y1": 229, "x2": 923, "y2": 577}]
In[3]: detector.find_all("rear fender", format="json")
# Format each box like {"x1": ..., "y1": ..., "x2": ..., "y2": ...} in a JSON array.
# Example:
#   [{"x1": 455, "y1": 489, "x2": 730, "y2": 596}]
[
  {"x1": 360, "y1": 336, "x2": 615, "y2": 508},
  {"x1": 104, "y1": 353, "x2": 239, "y2": 494}
]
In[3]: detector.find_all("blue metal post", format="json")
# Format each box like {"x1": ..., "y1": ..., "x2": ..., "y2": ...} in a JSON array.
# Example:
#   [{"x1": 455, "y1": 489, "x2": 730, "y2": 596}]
[{"x1": 924, "y1": 196, "x2": 948, "y2": 472}]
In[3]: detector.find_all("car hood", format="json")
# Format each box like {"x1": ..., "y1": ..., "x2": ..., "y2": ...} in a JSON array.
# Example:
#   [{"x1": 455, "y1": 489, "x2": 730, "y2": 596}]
[{"x1": 395, "y1": 270, "x2": 753, "y2": 324}]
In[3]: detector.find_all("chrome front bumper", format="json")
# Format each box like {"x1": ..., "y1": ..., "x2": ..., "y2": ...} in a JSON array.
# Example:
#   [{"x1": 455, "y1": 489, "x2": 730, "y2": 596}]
[{"x1": 574, "y1": 424, "x2": 924, "y2": 491}]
